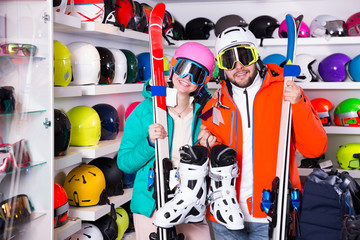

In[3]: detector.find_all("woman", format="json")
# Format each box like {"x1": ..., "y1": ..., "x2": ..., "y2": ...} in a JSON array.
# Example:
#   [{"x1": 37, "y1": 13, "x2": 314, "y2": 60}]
[{"x1": 117, "y1": 42, "x2": 216, "y2": 240}]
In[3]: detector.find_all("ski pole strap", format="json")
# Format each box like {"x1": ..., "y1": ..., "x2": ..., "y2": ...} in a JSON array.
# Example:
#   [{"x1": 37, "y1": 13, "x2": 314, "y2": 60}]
[{"x1": 151, "y1": 86, "x2": 167, "y2": 96}]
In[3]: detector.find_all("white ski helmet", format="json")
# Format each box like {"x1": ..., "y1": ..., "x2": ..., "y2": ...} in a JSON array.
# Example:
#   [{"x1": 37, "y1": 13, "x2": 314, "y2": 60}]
[
  {"x1": 295, "y1": 54, "x2": 319, "y2": 82},
  {"x1": 65, "y1": 222, "x2": 104, "y2": 240},
  {"x1": 65, "y1": 0, "x2": 104, "y2": 23},
  {"x1": 109, "y1": 48, "x2": 128, "y2": 84},
  {"x1": 215, "y1": 26, "x2": 259, "y2": 56},
  {"x1": 310, "y1": 15, "x2": 338, "y2": 37},
  {"x1": 67, "y1": 42, "x2": 100, "y2": 85}
]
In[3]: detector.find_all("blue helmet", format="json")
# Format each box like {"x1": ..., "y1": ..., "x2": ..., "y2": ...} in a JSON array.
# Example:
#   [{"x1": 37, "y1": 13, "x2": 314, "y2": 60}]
[
  {"x1": 136, "y1": 52, "x2": 151, "y2": 82},
  {"x1": 263, "y1": 53, "x2": 286, "y2": 67},
  {"x1": 349, "y1": 54, "x2": 360, "y2": 82},
  {"x1": 92, "y1": 103, "x2": 120, "y2": 140}
]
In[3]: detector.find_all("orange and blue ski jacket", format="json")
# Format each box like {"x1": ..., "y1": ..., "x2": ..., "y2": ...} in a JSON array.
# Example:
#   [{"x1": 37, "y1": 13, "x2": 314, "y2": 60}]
[{"x1": 203, "y1": 63, "x2": 327, "y2": 219}]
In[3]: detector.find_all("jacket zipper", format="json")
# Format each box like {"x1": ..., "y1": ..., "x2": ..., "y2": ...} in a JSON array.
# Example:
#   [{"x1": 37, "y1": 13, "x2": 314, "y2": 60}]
[{"x1": 244, "y1": 89, "x2": 251, "y2": 128}]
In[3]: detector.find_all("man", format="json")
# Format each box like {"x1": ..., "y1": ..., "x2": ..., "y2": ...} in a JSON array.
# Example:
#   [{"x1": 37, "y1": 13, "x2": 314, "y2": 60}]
[{"x1": 198, "y1": 26, "x2": 328, "y2": 239}]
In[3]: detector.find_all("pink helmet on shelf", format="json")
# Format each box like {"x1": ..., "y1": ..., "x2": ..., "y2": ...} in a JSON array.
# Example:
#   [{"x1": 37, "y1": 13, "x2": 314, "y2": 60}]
[
  {"x1": 346, "y1": 12, "x2": 360, "y2": 36},
  {"x1": 278, "y1": 17, "x2": 310, "y2": 38},
  {"x1": 169, "y1": 42, "x2": 215, "y2": 85}
]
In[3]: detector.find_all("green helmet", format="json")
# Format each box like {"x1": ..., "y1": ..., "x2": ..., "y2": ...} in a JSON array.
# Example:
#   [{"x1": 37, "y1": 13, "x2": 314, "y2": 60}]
[
  {"x1": 109, "y1": 206, "x2": 129, "y2": 240},
  {"x1": 334, "y1": 98, "x2": 360, "y2": 127},
  {"x1": 120, "y1": 49, "x2": 138, "y2": 83},
  {"x1": 67, "y1": 106, "x2": 101, "y2": 146},
  {"x1": 336, "y1": 143, "x2": 360, "y2": 170},
  {"x1": 54, "y1": 40, "x2": 72, "y2": 86}
]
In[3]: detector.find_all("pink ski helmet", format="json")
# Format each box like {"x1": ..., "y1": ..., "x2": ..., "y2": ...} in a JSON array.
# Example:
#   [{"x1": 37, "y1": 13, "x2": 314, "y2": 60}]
[
  {"x1": 278, "y1": 17, "x2": 310, "y2": 38},
  {"x1": 170, "y1": 42, "x2": 215, "y2": 85},
  {"x1": 346, "y1": 12, "x2": 360, "y2": 36}
]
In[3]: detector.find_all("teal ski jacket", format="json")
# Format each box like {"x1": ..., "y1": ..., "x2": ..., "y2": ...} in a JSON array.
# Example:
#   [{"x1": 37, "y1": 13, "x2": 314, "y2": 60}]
[{"x1": 117, "y1": 79, "x2": 210, "y2": 217}]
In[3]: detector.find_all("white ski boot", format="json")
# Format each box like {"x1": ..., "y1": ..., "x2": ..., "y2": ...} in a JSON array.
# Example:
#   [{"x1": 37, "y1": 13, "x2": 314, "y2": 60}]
[
  {"x1": 153, "y1": 145, "x2": 209, "y2": 228},
  {"x1": 208, "y1": 144, "x2": 244, "y2": 230}
]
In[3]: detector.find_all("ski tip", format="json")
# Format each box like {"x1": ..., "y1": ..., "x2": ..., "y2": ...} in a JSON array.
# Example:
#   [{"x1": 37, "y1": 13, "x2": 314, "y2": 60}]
[{"x1": 150, "y1": 2, "x2": 166, "y2": 16}]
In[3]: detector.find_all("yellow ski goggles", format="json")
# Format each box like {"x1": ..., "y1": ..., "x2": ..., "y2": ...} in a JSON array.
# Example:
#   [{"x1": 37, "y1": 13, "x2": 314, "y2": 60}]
[{"x1": 216, "y1": 46, "x2": 260, "y2": 70}]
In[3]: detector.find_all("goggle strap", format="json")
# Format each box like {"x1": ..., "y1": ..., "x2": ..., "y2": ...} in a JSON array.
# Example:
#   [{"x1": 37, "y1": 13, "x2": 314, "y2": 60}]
[{"x1": 170, "y1": 57, "x2": 177, "y2": 68}]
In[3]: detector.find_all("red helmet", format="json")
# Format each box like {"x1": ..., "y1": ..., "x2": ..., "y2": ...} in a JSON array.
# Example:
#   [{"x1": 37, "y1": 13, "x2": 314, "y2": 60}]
[
  {"x1": 54, "y1": 182, "x2": 69, "y2": 228},
  {"x1": 310, "y1": 98, "x2": 334, "y2": 126},
  {"x1": 115, "y1": 0, "x2": 134, "y2": 31},
  {"x1": 163, "y1": 10, "x2": 175, "y2": 37},
  {"x1": 346, "y1": 12, "x2": 360, "y2": 36}
]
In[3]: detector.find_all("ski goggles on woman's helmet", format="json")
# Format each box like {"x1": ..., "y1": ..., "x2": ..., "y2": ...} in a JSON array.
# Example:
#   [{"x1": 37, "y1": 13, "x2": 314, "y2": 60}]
[
  {"x1": 216, "y1": 45, "x2": 260, "y2": 70},
  {"x1": 0, "y1": 194, "x2": 32, "y2": 231},
  {"x1": 0, "y1": 43, "x2": 37, "y2": 57},
  {"x1": 172, "y1": 58, "x2": 209, "y2": 85}
]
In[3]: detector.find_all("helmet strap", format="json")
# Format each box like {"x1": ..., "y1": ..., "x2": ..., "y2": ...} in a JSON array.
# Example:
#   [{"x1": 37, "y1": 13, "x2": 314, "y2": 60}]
[{"x1": 256, "y1": 58, "x2": 267, "y2": 78}]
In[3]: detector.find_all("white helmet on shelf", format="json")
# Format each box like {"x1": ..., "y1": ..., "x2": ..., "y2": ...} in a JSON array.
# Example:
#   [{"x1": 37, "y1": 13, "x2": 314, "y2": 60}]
[
  {"x1": 310, "y1": 15, "x2": 338, "y2": 37},
  {"x1": 295, "y1": 54, "x2": 320, "y2": 82},
  {"x1": 65, "y1": 0, "x2": 104, "y2": 23},
  {"x1": 65, "y1": 222, "x2": 104, "y2": 240},
  {"x1": 67, "y1": 41, "x2": 100, "y2": 85},
  {"x1": 109, "y1": 48, "x2": 128, "y2": 84}
]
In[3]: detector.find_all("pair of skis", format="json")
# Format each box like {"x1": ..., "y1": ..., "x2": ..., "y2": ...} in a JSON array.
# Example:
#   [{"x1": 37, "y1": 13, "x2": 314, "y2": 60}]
[
  {"x1": 149, "y1": 3, "x2": 183, "y2": 240},
  {"x1": 261, "y1": 14, "x2": 303, "y2": 240}
]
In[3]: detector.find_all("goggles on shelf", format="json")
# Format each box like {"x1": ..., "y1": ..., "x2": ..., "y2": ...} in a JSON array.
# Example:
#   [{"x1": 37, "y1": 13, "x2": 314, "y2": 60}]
[
  {"x1": 172, "y1": 58, "x2": 209, "y2": 85},
  {"x1": 0, "y1": 194, "x2": 32, "y2": 231},
  {"x1": 0, "y1": 139, "x2": 31, "y2": 173},
  {"x1": 216, "y1": 45, "x2": 259, "y2": 70},
  {"x1": 0, "y1": 43, "x2": 37, "y2": 57}
]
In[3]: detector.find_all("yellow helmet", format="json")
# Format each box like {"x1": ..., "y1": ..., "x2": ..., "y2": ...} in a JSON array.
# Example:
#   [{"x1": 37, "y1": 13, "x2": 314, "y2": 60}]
[
  {"x1": 109, "y1": 206, "x2": 129, "y2": 240},
  {"x1": 54, "y1": 40, "x2": 72, "y2": 87},
  {"x1": 67, "y1": 106, "x2": 101, "y2": 146},
  {"x1": 64, "y1": 164, "x2": 108, "y2": 207}
]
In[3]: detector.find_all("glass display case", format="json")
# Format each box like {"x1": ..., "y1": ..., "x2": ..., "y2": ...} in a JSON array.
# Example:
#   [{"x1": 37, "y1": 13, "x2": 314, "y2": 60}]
[{"x1": 0, "y1": 0, "x2": 53, "y2": 239}]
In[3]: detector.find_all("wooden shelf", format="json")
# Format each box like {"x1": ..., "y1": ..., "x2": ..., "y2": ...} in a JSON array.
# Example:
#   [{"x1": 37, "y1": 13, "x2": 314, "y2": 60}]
[
  {"x1": 298, "y1": 168, "x2": 360, "y2": 179},
  {"x1": 54, "y1": 217, "x2": 82, "y2": 240},
  {"x1": 69, "y1": 133, "x2": 123, "y2": 159},
  {"x1": 54, "y1": 151, "x2": 82, "y2": 171},
  {"x1": 68, "y1": 188, "x2": 133, "y2": 221}
]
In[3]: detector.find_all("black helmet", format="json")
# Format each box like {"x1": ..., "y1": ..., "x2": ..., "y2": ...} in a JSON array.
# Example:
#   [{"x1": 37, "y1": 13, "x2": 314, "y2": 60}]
[
  {"x1": 54, "y1": 109, "x2": 71, "y2": 156},
  {"x1": 127, "y1": 1, "x2": 148, "y2": 33},
  {"x1": 249, "y1": 15, "x2": 280, "y2": 39},
  {"x1": 95, "y1": 46, "x2": 115, "y2": 85},
  {"x1": 185, "y1": 17, "x2": 215, "y2": 40},
  {"x1": 92, "y1": 103, "x2": 120, "y2": 141},
  {"x1": 169, "y1": 20, "x2": 186, "y2": 40},
  {"x1": 88, "y1": 157, "x2": 125, "y2": 196},
  {"x1": 93, "y1": 214, "x2": 118, "y2": 240},
  {"x1": 215, "y1": 14, "x2": 248, "y2": 37}
]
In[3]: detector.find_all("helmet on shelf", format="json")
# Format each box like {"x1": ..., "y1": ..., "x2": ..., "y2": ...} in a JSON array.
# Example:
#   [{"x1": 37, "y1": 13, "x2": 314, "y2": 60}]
[
  {"x1": 336, "y1": 143, "x2": 360, "y2": 170},
  {"x1": 136, "y1": 52, "x2": 151, "y2": 82},
  {"x1": 65, "y1": 222, "x2": 104, "y2": 240},
  {"x1": 128, "y1": 1, "x2": 148, "y2": 32},
  {"x1": 109, "y1": 48, "x2": 127, "y2": 84},
  {"x1": 140, "y1": 3, "x2": 152, "y2": 33},
  {"x1": 263, "y1": 53, "x2": 286, "y2": 67},
  {"x1": 96, "y1": 46, "x2": 115, "y2": 85},
  {"x1": 94, "y1": 214, "x2": 119, "y2": 240},
  {"x1": 125, "y1": 101, "x2": 141, "y2": 121},
  {"x1": 54, "y1": 182, "x2": 69, "y2": 228},
  {"x1": 318, "y1": 53, "x2": 351, "y2": 82},
  {"x1": 310, "y1": 98, "x2": 334, "y2": 126},
  {"x1": 167, "y1": 20, "x2": 185, "y2": 40},
  {"x1": 65, "y1": 0, "x2": 104, "y2": 23},
  {"x1": 103, "y1": 0, "x2": 117, "y2": 26},
  {"x1": 185, "y1": 17, "x2": 215, "y2": 40},
  {"x1": 249, "y1": 15, "x2": 280, "y2": 39},
  {"x1": 310, "y1": 15, "x2": 343, "y2": 37},
  {"x1": 215, "y1": 14, "x2": 248, "y2": 37},
  {"x1": 92, "y1": 103, "x2": 120, "y2": 140},
  {"x1": 170, "y1": 42, "x2": 215, "y2": 85},
  {"x1": 334, "y1": 98, "x2": 360, "y2": 127},
  {"x1": 115, "y1": 0, "x2": 134, "y2": 31},
  {"x1": 67, "y1": 42, "x2": 100, "y2": 85},
  {"x1": 89, "y1": 157, "x2": 124, "y2": 196},
  {"x1": 53, "y1": 0, "x2": 67, "y2": 14},
  {"x1": 54, "y1": 40, "x2": 72, "y2": 87},
  {"x1": 163, "y1": 10, "x2": 175, "y2": 37},
  {"x1": 279, "y1": 17, "x2": 310, "y2": 38},
  {"x1": 295, "y1": 54, "x2": 320, "y2": 82},
  {"x1": 346, "y1": 12, "x2": 360, "y2": 36},
  {"x1": 64, "y1": 164, "x2": 108, "y2": 207},
  {"x1": 120, "y1": 49, "x2": 138, "y2": 83},
  {"x1": 110, "y1": 207, "x2": 129, "y2": 240},
  {"x1": 163, "y1": 55, "x2": 170, "y2": 78},
  {"x1": 54, "y1": 109, "x2": 71, "y2": 156},
  {"x1": 67, "y1": 105, "x2": 101, "y2": 146},
  {"x1": 348, "y1": 54, "x2": 360, "y2": 82}
]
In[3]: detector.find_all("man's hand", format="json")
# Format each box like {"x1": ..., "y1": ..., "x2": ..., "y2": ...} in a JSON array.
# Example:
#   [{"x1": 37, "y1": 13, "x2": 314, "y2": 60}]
[
  {"x1": 197, "y1": 125, "x2": 217, "y2": 148},
  {"x1": 284, "y1": 80, "x2": 302, "y2": 104}
]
